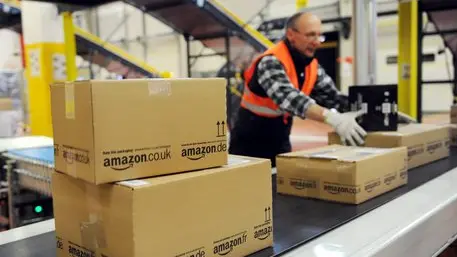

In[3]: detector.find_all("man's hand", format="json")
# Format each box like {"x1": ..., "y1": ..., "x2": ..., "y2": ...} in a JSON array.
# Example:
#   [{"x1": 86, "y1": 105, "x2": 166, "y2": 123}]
[{"x1": 323, "y1": 109, "x2": 367, "y2": 146}]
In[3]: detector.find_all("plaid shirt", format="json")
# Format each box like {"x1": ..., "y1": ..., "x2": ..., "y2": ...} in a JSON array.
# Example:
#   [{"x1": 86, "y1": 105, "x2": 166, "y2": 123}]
[{"x1": 256, "y1": 55, "x2": 349, "y2": 118}]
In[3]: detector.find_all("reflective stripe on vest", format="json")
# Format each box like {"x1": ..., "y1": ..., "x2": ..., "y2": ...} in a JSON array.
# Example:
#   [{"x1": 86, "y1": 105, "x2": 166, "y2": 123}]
[{"x1": 241, "y1": 41, "x2": 319, "y2": 118}]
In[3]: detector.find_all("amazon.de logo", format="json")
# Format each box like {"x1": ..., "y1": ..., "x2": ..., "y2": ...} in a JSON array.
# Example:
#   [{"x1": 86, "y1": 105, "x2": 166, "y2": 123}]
[{"x1": 181, "y1": 142, "x2": 226, "y2": 161}]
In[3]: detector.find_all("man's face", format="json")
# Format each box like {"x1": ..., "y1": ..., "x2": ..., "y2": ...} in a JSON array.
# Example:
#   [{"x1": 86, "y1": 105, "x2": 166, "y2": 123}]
[{"x1": 287, "y1": 14, "x2": 323, "y2": 57}]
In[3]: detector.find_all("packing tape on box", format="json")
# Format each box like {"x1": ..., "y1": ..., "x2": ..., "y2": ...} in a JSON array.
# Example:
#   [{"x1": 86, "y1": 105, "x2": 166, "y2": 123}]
[
  {"x1": 81, "y1": 184, "x2": 107, "y2": 250},
  {"x1": 65, "y1": 83, "x2": 75, "y2": 120},
  {"x1": 148, "y1": 80, "x2": 171, "y2": 96}
]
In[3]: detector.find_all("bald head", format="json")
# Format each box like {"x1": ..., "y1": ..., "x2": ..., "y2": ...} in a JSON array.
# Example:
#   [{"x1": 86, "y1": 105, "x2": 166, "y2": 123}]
[{"x1": 285, "y1": 12, "x2": 323, "y2": 57}]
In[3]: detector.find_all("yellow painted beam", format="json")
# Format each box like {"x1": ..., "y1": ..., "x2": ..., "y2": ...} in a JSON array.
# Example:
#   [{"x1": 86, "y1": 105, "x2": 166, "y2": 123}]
[
  {"x1": 209, "y1": 0, "x2": 274, "y2": 48},
  {"x1": 73, "y1": 27, "x2": 169, "y2": 77},
  {"x1": 2, "y1": 0, "x2": 169, "y2": 78},
  {"x1": 296, "y1": 0, "x2": 309, "y2": 10},
  {"x1": 25, "y1": 43, "x2": 65, "y2": 137},
  {"x1": 398, "y1": 1, "x2": 418, "y2": 119},
  {"x1": 62, "y1": 12, "x2": 77, "y2": 81}
]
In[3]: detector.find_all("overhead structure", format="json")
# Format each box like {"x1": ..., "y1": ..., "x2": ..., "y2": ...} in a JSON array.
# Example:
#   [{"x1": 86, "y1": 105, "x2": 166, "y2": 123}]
[
  {"x1": 0, "y1": 2, "x2": 21, "y2": 31},
  {"x1": 20, "y1": 0, "x2": 274, "y2": 74},
  {"x1": 418, "y1": 0, "x2": 457, "y2": 118},
  {"x1": 0, "y1": 0, "x2": 164, "y2": 79},
  {"x1": 121, "y1": 0, "x2": 273, "y2": 77}
]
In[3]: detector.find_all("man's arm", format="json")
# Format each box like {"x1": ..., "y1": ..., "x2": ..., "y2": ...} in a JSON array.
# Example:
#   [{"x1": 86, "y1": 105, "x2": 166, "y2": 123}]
[
  {"x1": 256, "y1": 55, "x2": 327, "y2": 122},
  {"x1": 309, "y1": 64, "x2": 349, "y2": 113},
  {"x1": 256, "y1": 56, "x2": 366, "y2": 145}
]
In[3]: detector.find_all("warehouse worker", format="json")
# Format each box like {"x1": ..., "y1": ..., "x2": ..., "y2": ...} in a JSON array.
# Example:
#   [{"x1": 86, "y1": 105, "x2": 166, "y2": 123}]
[{"x1": 229, "y1": 12, "x2": 367, "y2": 167}]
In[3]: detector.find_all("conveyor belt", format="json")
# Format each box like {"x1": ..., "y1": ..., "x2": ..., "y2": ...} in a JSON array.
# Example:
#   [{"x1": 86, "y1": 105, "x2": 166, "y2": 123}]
[
  {"x1": 0, "y1": 0, "x2": 165, "y2": 78},
  {"x1": 1, "y1": 148, "x2": 456, "y2": 257},
  {"x1": 6, "y1": 146, "x2": 54, "y2": 164}
]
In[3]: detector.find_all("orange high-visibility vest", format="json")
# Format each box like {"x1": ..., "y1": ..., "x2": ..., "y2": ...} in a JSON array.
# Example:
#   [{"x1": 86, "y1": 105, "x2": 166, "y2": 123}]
[{"x1": 241, "y1": 41, "x2": 318, "y2": 118}]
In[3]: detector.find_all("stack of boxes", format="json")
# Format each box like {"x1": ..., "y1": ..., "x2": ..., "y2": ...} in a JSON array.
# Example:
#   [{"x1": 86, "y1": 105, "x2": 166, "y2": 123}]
[{"x1": 50, "y1": 78, "x2": 273, "y2": 257}]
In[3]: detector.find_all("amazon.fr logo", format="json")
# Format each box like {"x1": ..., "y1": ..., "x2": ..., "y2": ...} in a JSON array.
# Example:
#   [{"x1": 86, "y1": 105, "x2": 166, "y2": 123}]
[{"x1": 213, "y1": 232, "x2": 247, "y2": 256}]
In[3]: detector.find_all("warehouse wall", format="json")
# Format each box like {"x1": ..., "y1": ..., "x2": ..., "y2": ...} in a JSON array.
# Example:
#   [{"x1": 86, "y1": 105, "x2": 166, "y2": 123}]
[
  {"x1": 82, "y1": 0, "x2": 453, "y2": 112},
  {"x1": 0, "y1": 29, "x2": 21, "y2": 70}
]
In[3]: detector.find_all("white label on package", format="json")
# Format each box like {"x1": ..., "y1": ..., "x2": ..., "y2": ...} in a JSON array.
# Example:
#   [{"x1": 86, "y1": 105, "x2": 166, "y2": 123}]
[
  {"x1": 361, "y1": 103, "x2": 368, "y2": 114},
  {"x1": 382, "y1": 103, "x2": 391, "y2": 114},
  {"x1": 227, "y1": 156, "x2": 251, "y2": 166},
  {"x1": 148, "y1": 81, "x2": 171, "y2": 96},
  {"x1": 117, "y1": 180, "x2": 150, "y2": 188},
  {"x1": 307, "y1": 148, "x2": 341, "y2": 159}
]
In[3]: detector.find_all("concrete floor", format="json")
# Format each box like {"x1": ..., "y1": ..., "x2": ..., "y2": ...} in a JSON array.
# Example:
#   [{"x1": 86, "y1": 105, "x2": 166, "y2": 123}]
[{"x1": 290, "y1": 112, "x2": 452, "y2": 151}]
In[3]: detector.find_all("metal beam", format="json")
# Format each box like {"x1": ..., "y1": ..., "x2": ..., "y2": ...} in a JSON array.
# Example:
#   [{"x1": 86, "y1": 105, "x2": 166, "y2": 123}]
[
  {"x1": 185, "y1": 34, "x2": 192, "y2": 77},
  {"x1": 453, "y1": 55, "x2": 457, "y2": 104},
  {"x1": 143, "y1": 1, "x2": 183, "y2": 12},
  {"x1": 422, "y1": 80, "x2": 455, "y2": 84},
  {"x1": 189, "y1": 52, "x2": 226, "y2": 58},
  {"x1": 423, "y1": 28, "x2": 457, "y2": 36}
]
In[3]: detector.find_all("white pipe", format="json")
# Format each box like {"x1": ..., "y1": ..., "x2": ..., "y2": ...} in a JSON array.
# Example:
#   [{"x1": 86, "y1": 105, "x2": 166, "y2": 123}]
[
  {"x1": 369, "y1": 0, "x2": 377, "y2": 84},
  {"x1": 354, "y1": 0, "x2": 369, "y2": 85}
]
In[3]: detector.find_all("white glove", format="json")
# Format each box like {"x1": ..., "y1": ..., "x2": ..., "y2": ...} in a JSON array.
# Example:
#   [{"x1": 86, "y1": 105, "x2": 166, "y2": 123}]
[{"x1": 324, "y1": 109, "x2": 367, "y2": 146}]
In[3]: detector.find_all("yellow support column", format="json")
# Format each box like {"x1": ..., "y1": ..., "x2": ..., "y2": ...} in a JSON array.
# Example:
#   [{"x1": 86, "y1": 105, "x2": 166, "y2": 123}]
[
  {"x1": 21, "y1": 2, "x2": 76, "y2": 137},
  {"x1": 296, "y1": 0, "x2": 309, "y2": 10},
  {"x1": 62, "y1": 12, "x2": 77, "y2": 81},
  {"x1": 398, "y1": 1, "x2": 418, "y2": 119}
]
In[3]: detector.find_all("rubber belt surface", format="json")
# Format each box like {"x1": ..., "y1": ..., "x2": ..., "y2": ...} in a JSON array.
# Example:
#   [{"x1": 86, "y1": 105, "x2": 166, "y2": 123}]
[{"x1": 1, "y1": 149, "x2": 457, "y2": 257}]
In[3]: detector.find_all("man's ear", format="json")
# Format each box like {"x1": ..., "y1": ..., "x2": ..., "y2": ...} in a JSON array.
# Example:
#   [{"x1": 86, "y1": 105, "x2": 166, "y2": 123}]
[{"x1": 285, "y1": 28, "x2": 294, "y2": 42}]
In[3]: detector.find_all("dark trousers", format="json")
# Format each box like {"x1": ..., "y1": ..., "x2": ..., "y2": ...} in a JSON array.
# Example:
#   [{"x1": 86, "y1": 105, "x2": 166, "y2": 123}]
[{"x1": 229, "y1": 134, "x2": 291, "y2": 167}]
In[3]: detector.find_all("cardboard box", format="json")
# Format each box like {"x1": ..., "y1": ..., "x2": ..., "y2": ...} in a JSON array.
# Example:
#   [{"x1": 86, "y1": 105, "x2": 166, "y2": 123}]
[
  {"x1": 276, "y1": 145, "x2": 408, "y2": 204},
  {"x1": 52, "y1": 155, "x2": 273, "y2": 257},
  {"x1": 452, "y1": 105, "x2": 457, "y2": 124},
  {"x1": 449, "y1": 124, "x2": 457, "y2": 147},
  {"x1": 349, "y1": 85, "x2": 398, "y2": 131},
  {"x1": 0, "y1": 97, "x2": 13, "y2": 111},
  {"x1": 328, "y1": 124, "x2": 450, "y2": 169},
  {"x1": 51, "y1": 78, "x2": 228, "y2": 184}
]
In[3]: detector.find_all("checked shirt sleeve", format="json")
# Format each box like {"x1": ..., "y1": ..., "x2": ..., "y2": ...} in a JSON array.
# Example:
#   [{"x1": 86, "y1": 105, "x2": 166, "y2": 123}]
[
  {"x1": 256, "y1": 55, "x2": 316, "y2": 119},
  {"x1": 309, "y1": 64, "x2": 349, "y2": 113}
]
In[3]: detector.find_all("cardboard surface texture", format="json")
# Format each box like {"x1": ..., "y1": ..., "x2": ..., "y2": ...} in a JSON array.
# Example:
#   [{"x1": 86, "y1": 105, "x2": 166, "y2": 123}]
[
  {"x1": 449, "y1": 124, "x2": 457, "y2": 147},
  {"x1": 51, "y1": 78, "x2": 228, "y2": 184},
  {"x1": 276, "y1": 145, "x2": 408, "y2": 204},
  {"x1": 328, "y1": 124, "x2": 450, "y2": 169},
  {"x1": 452, "y1": 105, "x2": 457, "y2": 124},
  {"x1": 349, "y1": 85, "x2": 398, "y2": 132},
  {"x1": 52, "y1": 155, "x2": 273, "y2": 257},
  {"x1": 0, "y1": 97, "x2": 13, "y2": 111}
]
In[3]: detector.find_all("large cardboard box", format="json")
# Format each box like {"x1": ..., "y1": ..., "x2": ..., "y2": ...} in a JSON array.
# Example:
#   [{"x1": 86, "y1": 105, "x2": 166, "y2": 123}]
[
  {"x1": 328, "y1": 124, "x2": 450, "y2": 169},
  {"x1": 452, "y1": 104, "x2": 457, "y2": 124},
  {"x1": 51, "y1": 78, "x2": 228, "y2": 184},
  {"x1": 276, "y1": 145, "x2": 408, "y2": 204},
  {"x1": 52, "y1": 155, "x2": 273, "y2": 257},
  {"x1": 0, "y1": 97, "x2": 13, "y2": 111}
]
